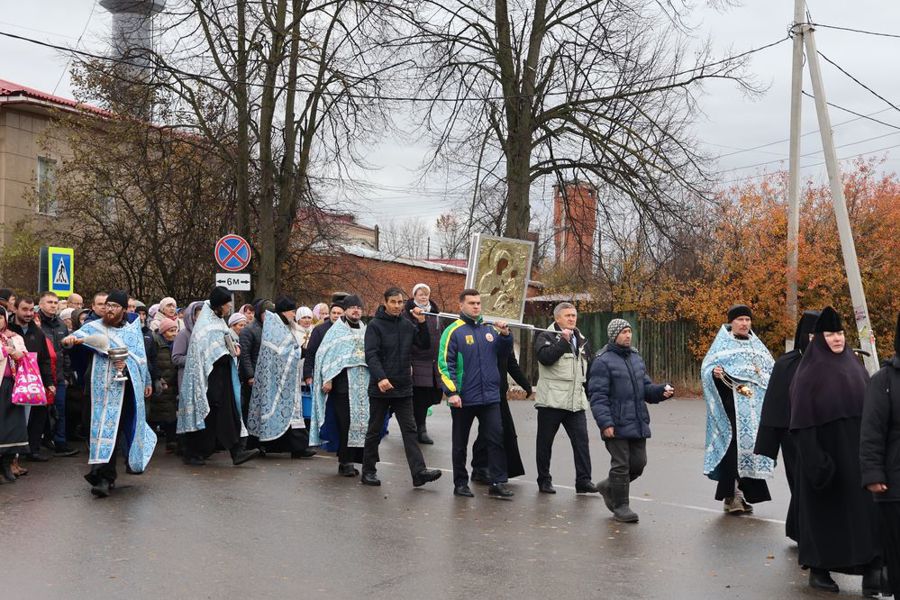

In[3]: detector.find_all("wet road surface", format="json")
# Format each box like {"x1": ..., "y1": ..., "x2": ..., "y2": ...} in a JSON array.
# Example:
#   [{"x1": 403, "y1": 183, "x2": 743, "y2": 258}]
[{"x1": 0, "y1": 399, "x2": 870, "y2": 599}]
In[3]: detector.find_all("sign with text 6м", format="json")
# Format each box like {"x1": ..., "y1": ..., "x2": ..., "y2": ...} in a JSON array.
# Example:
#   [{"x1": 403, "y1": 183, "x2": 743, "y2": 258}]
[{"x1": 39, "y1": 246, "x2": 74, "y2": 298}]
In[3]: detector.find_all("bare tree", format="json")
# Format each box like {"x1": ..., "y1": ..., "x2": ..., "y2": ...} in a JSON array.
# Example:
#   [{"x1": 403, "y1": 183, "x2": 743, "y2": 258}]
[
  {"x1": 433, "y1": 213, "x2": 468, "y2": 259},
  {"x1": 378, "y1": 217, "x2": 430, "y2": 258},
  {"x1": 397, "y1": 0, "x2": 759, "y2": 241},
  {"x1": 83, "y1": 0, "x2": 403, "y2": 297}
]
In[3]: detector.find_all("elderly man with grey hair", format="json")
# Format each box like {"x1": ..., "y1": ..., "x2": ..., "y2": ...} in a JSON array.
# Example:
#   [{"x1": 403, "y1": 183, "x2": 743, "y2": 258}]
[{"x1": 533, "y1": 302, "x2": 598, "y2": 495}]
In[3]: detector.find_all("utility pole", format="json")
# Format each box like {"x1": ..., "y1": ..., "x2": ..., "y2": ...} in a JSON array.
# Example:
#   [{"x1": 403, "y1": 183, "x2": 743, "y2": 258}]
[
  {"x1": 785, "y1": 0, "x2": 806, "y2": 350},
  {"x1": 803, "y1": 25, "x2": 880, "y2": 372}
]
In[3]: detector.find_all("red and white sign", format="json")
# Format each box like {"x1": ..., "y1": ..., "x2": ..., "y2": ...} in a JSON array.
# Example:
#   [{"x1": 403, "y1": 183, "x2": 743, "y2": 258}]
[{"x1": 215, "y1": 234, "x2": 251, "y2": 272}]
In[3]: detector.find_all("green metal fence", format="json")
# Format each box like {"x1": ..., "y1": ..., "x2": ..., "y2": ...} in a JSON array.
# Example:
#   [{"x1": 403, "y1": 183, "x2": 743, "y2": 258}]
[{"x1": 518, "y1": 312, "x2": 700, "y2": 390}]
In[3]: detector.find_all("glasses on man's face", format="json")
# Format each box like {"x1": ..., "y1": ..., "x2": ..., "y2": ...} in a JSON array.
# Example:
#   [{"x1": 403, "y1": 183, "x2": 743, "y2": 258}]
[{"x1": 105, "y1": 302, "x2": 123, "y2": 310}]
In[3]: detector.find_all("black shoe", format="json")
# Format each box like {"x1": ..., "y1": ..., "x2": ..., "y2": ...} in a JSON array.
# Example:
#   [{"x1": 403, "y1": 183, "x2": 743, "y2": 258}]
[
  {"x1": 417, "y1": 431, "x2": 434, "y2": 445},
  {"x1": 90, "y1": 479, "x2": 111, "y2": 498},
  {"x1": 291, "y1": 449, "x2": 317, "y2": 459},
  {"x1": 412, "y1": 468, "x2": 442, "y2": 487},
  {"x1": 183, "y1": 456, "x2": 206, "y2": 466},
  {"x1": 538, "y1": 480, "x2": 556, "y2": 494},
  {"x1": 454, "y1": 484, "x2": 474, "y2": 497},
  {"x1": 576, "y1": 481, "x2": 599, "y2": 494},
  {"x1": 470, "y1": 470, "x2": 491, "y2": 485},
  {"x1": 361, "y1": 472, "x2": 381, "y2": 486},
  {"x1": 338, "y1": 463, "x2": 359, "y2": 477},
  {"x1": 231, "y1": 448, "x2": 261, "y2": 466},
  {"x1": 53, "y1": 446, "x2": 80, "y2": 458},
  {"x1": 25, "y1": 453, "x2": 49, "y2": 462},
  {"x1": 488, "y1": 483, "x2": 514, "y2": 498},
  {"x1": 808, "y1": 569, "x2": 839, "y2": 593}
]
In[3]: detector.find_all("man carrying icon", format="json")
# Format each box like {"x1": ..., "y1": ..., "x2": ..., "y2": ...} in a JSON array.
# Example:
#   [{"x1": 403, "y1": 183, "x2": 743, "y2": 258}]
[
  {"x1": 62, "y1": 289, "x2": 157, "y2": 498},
  {"x1": 438, "y1": 288, "x2": 514, "y2": 498}
]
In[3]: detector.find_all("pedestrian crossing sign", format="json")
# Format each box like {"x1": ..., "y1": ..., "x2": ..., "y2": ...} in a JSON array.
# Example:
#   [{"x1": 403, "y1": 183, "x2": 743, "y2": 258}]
[{"x1": 47, "y1": 247, "x2": 74, "y2": 297}]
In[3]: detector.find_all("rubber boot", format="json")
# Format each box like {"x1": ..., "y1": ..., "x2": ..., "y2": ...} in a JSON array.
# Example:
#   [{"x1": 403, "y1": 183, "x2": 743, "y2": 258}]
[
  {"x1": 596, "y1": 479, "x2": 614, "y2": 513},
  {"x1": 610, "y1": 474, "x2": 639, "y2": 523}
]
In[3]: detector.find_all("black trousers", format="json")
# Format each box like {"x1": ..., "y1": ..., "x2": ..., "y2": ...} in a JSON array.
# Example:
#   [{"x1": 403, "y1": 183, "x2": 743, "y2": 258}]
[
  {"x1": 535, "y1": 407, "x2": 592, "y2": 486},
  {"x1": 331, "y1": 389, "x2": 363, "y2": 464},
  {"x1": 85, "y1": 386, "x2": 135, "y2": 485},
  {"x1": 880, "y1": 503, "x2": 900, "y2": 595},
  {"x1": 714, "y1": 382, "x2": 771, "y2": 503},
  {"x1": 27, "y1": 405, "x2": 49, "y2": 454},
  {"x1": 604, "y1": 438, "x2": 647, "y2": 481},
  {"x1": 451, "y1": 403, "x2": 505, "y2": 487},
  {"x1": 185, "y1": 359, "x2": 242, "y2": 459},
  {"x1": 363, "y1": 396, "x2": 426, "y2": 478},
  {"x1": 412, "y1": 386, "x2": 441, "y2": 431}
]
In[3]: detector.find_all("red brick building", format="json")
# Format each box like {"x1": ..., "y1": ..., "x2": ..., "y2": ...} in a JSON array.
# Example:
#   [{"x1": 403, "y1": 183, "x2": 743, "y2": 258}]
[{"x1": 553, "y1": 181, "x2": 597, "y2": 274}]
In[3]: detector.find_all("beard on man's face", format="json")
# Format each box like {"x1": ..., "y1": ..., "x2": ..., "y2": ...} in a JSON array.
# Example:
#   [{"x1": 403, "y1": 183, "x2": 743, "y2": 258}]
[{"x1": 102, "y1": 310, "x2": 124, "y2": 327}]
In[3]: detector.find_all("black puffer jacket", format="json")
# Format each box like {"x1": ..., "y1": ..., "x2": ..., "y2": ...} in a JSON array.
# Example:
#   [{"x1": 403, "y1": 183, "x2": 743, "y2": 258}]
[
  {"x1": 364, "y1": 305, "x2": 430, "y2": 398},
  {"x1": 860, "y1": 355, "x2": 900, "y2": 501},
  {"x1": 148, "y1": 332, "x2": 178, "y2": 422},
  {"x1": 238, "y1": 320, "x2": 262, "y2": 383},
  {"x1": 39, "y1": 311, "x2": 69, "y2": 385}
]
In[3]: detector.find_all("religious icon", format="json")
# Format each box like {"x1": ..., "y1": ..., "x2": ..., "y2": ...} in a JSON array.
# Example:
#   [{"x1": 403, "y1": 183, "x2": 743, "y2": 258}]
[{"x1": 465, "y1": 233, "x2": 534, "y2": 324}]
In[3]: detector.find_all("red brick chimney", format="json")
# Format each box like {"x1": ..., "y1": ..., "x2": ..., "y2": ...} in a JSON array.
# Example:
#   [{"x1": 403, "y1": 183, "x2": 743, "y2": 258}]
[{"x1": 553, "y1": 181, "x2": 597, "y2": 273}]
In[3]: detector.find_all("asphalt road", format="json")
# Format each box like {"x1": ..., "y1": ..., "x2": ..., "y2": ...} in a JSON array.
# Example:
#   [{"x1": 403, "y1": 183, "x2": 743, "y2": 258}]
[{"x1": 0, "y1": 398, "x2": 870, "y2": 599}]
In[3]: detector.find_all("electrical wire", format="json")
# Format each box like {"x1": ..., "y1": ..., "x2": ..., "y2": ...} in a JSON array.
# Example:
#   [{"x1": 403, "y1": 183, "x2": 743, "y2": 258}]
[
  {"x1": 800, "y1": 92, "x2": 900, "y2": 130},
  {"x1": 810, "y1": 23, "x2": 900, "y2": 40},
  {"x1": 816, "y1": 51, "x2": 900, "y2": 114}
]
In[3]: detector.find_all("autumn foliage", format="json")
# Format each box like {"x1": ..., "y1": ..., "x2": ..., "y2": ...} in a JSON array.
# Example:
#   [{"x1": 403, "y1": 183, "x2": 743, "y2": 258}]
[{"x1": 675, "y1": 161, "x2": 899, "y2": 359}]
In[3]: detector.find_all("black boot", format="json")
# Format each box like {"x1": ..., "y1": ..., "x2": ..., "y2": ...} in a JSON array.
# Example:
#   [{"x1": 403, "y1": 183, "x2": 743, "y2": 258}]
[
  {"x1": 862, "y1": 564, "x2": 882, "y2": 598},
  {"x1": 230, "y1": 445, "x2": 260, "y2": 466},
  {"x1": 0, "y1": 455, "x2": 16, "y2": 483},
  {"x1": 417, "y1": 427, "x2": 434, "y2": 445},
  {"x1": 808, "y1": 568, "x2": 839, "y2": 593},
  {"x1": 610, "y1": 474, "x2": 639, "y2": 523},
  {"x1": 597, "y1": 479, "x2": 614, "y2": 513},
  {"x1": 90, "y1": 478, "x2": 111, "y2": 498},
  {"x1": 412, "y1": 468, "x2": 442, "y2": 487}
]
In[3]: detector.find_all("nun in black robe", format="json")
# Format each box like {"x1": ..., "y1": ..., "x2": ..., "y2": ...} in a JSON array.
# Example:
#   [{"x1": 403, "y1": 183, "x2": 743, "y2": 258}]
[
  {"x1": 754, "y1": 310, "x2": 819, "y2": 541},
  {"x1": 860, "y1": 312, "x2": 900, "y2": 596},
  {"x1": 789, "y1": 306, "x2": 881, "y2": 595}
]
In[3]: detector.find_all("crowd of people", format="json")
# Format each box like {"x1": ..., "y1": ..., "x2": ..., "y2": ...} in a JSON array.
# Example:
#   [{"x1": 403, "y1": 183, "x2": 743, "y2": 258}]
[{"x1": 1, "y1": 282, "x2": 899, "y2": 597}]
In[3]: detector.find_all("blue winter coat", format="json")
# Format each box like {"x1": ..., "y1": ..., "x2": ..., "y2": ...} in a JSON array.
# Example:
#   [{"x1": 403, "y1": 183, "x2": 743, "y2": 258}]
[
  {"x1": 437, "y1": 314, "x2": 513, "y2": 406},
  {"x1": 587, "y1": 343, "x2": 668, "y2": 439}
]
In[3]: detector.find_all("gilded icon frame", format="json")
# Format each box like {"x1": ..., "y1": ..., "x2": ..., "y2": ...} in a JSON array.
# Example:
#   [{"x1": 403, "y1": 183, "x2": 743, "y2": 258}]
[{"x1": 464, "y1": 233, "x2": 534, "y2": 324}]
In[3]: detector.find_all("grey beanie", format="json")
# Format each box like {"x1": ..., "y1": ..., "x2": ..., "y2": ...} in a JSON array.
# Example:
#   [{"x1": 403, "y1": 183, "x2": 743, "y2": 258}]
[{"x1": 607, "y1": 318, "x2": 632, "y2": 342}]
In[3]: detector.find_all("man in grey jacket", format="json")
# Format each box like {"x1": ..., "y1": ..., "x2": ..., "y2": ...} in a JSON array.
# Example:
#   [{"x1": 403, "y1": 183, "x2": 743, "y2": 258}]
[{"x1": 534, "y1": 302, "x2": 597, "y2": 495}]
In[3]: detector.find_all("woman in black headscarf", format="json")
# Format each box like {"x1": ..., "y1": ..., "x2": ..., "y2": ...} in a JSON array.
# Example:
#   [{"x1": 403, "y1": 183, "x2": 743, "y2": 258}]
[
  {"x1": 754, "y1": 310, "x2": 819, "y2": 541},
  {"x1": 790, "y1": 306, "x2": 880, "y2": 595},
  {"x1": 861, "y1": 312, "x2": 900, "y2": 596}
]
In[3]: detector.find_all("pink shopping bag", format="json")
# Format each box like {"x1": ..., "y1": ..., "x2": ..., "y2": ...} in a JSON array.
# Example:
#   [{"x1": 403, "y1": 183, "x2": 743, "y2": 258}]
[{"x1": 11, "y1": 352, "x2": 48, "y2": 406}]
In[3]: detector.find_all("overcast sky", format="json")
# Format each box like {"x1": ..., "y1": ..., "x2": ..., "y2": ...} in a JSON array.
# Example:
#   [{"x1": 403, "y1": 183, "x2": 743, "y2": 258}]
[{"x1": 2, "y1": 1, "x2": 900, "y2": 231}]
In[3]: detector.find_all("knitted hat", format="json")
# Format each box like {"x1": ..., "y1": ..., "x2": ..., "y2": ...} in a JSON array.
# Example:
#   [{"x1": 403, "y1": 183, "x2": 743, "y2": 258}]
[
  {"x1": 209, "y1": 286, "x2": 231, "y2": 309},
  {"x1": 411, "y1": 283, "x2": 430, "y2": 297},
  {"x1": 342, "y1": 294, "x2": 363, "y2": 309},
  {"x1": 275, "y1": 296, "x2": 297, "y2": 313},
  {"x1": 107, "y1": 290, "x2": 129, "y2": 308},
  {"x1": 297, "y1": 306, "x2": 313, "y2": 321},
  {"x1": 727, "y1": 304, "x2": 753, "y2": 322},
  {"x1": 228, "y1": 313, "x2": 248, "y2": 328},
  {"x1": 59, "y1": 308, "x2": 74, "y2": 321},
  {"x1": 159, "y1": 317, "x2": 178, "y2": 335},
  {"x1": 607, "y1": 318, "x2": 632, "y2": 342}
]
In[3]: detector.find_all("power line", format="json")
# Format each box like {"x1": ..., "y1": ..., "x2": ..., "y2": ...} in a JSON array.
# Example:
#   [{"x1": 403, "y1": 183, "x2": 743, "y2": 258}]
[
  {"x1": 52, "y1": 3, "x2": 97, "y2": 95},
  {"x1": 816, "y1": 51, "x2": 900, "y2": 114},
  {"x1": 0, "y1": 28, "x2": 790, "y2": 104},
  {"x1": 800, "y1": 92, "x2": 900, "y2": 130},
  {"x1": 811, "y1": 23, "x2": 900, "y2": 40}
]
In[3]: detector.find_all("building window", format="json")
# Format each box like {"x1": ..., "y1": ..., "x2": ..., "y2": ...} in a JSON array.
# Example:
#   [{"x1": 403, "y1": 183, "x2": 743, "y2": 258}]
[{"x1": 37, "y1": 157, "x2": 58, "y2": 215}]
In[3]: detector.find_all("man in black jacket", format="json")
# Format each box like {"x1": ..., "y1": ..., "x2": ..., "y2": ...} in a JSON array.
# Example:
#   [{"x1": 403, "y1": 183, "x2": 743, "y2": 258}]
[
  {"x1": 9, "y1": 296, "x2": 54, "y2": 461},
  {"x1": 38, "y1": 292, "x2": 79, "y2": 457},
  {"x1": 360, "y1": 287, "x2": 442, "y2": 487}
]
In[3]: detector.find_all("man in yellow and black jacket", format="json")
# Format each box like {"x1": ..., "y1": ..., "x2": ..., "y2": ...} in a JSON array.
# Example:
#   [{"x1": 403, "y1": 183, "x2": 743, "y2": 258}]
[{"x1": 438, "y1": 288, "x2": 514, "y2": 498}]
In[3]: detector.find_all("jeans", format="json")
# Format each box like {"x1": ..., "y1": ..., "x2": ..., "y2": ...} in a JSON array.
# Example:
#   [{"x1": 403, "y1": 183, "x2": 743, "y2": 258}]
[{"x1": 53, "y1": 382, "x2": 67, "y2": 447}]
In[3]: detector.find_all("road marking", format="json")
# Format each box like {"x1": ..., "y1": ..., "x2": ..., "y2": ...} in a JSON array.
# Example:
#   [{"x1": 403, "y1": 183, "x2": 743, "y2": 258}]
[{"x1": 311, "y1": 454, "x2": 787, "y2": 525}]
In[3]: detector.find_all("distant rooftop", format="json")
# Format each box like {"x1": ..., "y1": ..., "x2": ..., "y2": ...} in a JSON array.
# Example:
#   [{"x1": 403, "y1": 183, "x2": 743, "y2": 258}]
[{"x1": 0, "y1": 78, "x2": 108, "y2": 116}]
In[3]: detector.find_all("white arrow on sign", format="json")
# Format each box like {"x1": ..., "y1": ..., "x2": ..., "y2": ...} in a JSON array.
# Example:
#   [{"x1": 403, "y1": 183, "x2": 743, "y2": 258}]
[{"x1": 215, "y1": 272, "x2": 251, "y2": 292}]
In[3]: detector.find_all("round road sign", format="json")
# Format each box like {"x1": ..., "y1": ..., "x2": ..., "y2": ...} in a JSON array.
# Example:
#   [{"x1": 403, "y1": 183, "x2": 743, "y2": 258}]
[{"x1": 215, "y1": 234, "x2": 252, "y2": 272}]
